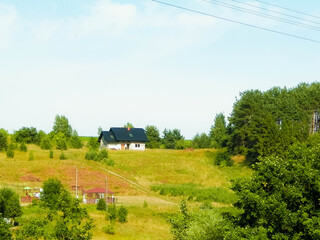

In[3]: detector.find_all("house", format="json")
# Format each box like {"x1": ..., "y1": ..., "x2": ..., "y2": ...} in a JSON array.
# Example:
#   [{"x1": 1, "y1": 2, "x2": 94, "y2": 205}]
[
  {"x1": 82, "y1": 187, "x2": 115, "y2": 204},
  {"x1": 98, "y1": 127, "x2": 148, "y2": 151}
]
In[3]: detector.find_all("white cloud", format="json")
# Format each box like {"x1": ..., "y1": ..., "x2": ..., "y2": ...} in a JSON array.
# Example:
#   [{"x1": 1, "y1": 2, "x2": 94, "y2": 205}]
[{"x1": 0, "y1": 3, "x2": 17, "y2": 48}]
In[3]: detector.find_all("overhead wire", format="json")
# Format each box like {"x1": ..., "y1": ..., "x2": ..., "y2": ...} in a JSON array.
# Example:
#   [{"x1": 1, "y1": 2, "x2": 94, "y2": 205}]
[
  {"x1": 254, "y1": 0, "x2": 320, "y2": 20},
  {"x1": 201, "y1": 0, "x2": 320, "y2": 32},
  {"x1": 151, "y1": 0, "x2": 320, "y2": 44},
  {"x1": 230, "y1": 0, "x2": 320, "y2": 26}
]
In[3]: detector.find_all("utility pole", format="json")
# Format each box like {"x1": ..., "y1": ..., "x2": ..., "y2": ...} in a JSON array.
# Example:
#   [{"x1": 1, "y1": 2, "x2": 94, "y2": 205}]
[
  {"x1": 75, "y1": 166, "x2": 78, "y2": 199},
  {"x1": 105, "y1": 177, "x2": 108, "y2": 210}
]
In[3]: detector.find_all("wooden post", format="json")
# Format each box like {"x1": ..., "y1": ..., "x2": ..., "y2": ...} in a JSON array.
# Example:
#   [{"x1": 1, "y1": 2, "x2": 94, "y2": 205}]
[{"x1": 105, "y1": 177, "x2": 108, "y2": 210}]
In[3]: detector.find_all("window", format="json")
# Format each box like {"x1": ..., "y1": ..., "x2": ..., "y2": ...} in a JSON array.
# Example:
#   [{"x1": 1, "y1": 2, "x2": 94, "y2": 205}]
[
  {"x1": 135, "y1": 144, "x2": 140, "y2": 148},
  {"x1": 129, "y1": 133, "x2": 133, "y2": 137}
]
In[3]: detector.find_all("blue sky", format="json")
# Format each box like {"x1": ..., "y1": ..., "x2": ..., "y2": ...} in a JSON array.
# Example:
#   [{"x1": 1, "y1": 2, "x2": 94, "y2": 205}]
[{"x1": 1, "y1": 0, "x2": 320, "y2": 139}]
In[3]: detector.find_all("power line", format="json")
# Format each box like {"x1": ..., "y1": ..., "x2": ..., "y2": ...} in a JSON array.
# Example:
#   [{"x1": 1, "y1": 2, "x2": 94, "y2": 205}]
[
  {"x1": 254, "y1": 0, "x2": 320, "y2": 20},
  {"x1": 151, "y1": 0, "x2": 320, "y2": 44},
  {"x1": 230, "y1": 0, "x2": 320, "y2": 26},
  {"x1": 202, "y1": 0, "x2": 320, "y2": 32}
]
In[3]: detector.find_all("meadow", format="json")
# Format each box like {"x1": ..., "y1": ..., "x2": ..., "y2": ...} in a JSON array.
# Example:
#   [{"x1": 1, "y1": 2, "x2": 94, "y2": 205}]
[{"x1": 0, "y1": 145, "x2": 252, "y2": 239}]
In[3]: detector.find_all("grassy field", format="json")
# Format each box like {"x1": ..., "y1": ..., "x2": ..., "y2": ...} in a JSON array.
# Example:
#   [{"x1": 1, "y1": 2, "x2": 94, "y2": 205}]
[{"x1": 0, "y1": 145, "x2": 252, "y2": 239}]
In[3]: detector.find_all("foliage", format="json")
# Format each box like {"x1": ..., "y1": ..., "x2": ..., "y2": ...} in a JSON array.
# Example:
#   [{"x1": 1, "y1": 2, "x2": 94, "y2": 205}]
[
  {"x1": 40, "y1": 135, "x2": 52, "y2": 150},
  {"x1": 15, "y1": 218, "x2": 47, "y2": 240},
  {"x1": 0, "y1": 217, "x2": 12, "y2": 240},
  {"x1": 70, "y1": 130, "x2": 83, "y2": 149},
  {"x1": 86, "y1": 137, "x2": 99, "y2": 150},
  {"x1": 151, "y1": 183, "x2": 236, "y2": 204},
  {"x1": 52, "y1": 115, "x2": 73, "y2": 138},
  {"x1": 230, "y1": 143, "x2": 320, "y2": 239},
  {"x1": 170, "y1": 198, "x2": 191, "y2": 240},
  {"x1": 143, "y1": 200, "x2": 148, "y2": 208},
  {"x1": 49, "y1": 150, "x2": 54, "y2": 158},
  {"x1": 228, "y1": 83, "x2": 320, "y2": 162},
  {"x1": 106, "y1": 204, "x2": 117, "y2": 221},
  {"x1": 28, "y1": 151, "x2": 34, "y2": 161},
  {"x1": 123, "y1": 122, "x2": 134, "y2": 128},
  {"x1": 53, "y1": 132, "x2": 68, "y2": 150},
  {"x1": 103, "y1": 223, "x2": 115, "y2": 235},
  {"x1": 210, "y1": 113, "x2": 228, "y2": 148},
  {"x1": 97, "y1": 198, "x2": 106, "y2": 211},
  {"x1": 0, "y1": 188, "x2": 22, "y2": 220},
  {"x1": 19, "y1": 142, "x2": 27, "y2": 152},
  {"x1": 162, "y1": 128, "x2": 184, "y2": 149},
  {"x1": 13, "y1": 127, "x2": 38, "y2": 144},
  {"x1": 59, "y1": 151, "x2": 67, "y2": 160},
  {"x1": 145, "y1": 125, "x2": 161, "y2": 149},
  {"x1": 41, "y1": 178, "x2": 64, "y2": 210},
  {"x1": 97, "y1": 126, "x2": 103, "y2": 136},
  {"x1": 118, "y1": 206, "x2": 128, "y2": 223},
  {"x1": 85, "y1": 149, "x2": 111, "y2": 165},
  {"x1": 6, "y1": 145, "x2": 14, "y2": 158},
  {"x1": 0, "y1": 129, "x2": 8, "y2": 152},
  {"x1": 192, "y1": 133, "x2": 211, "y2": 149},
  {"x1": 213, "y1": 149, "x2": 234, "y2": 166}
]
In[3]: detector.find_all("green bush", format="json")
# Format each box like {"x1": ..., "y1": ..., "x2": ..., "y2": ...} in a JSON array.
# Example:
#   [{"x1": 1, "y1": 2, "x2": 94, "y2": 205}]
[
  {"x1": 0, "y1": 129, "x2": 8, "y2": 152},
  {"x1": 6, "y1": 147, "x2": 14, "y2": 158},
  {"x1": 106, "y1": 204, "x2": 117, "y2": 221},
  {"x1": 29, "y1": 151, "x2": 34, "y2": 161},
  {"x1": 103, "y1": 223, "x2": 115, "y2": 235},
  {"x1": 143, "y1": 200, "x2": 148, "y2": 208},
  {"x1": 49, "y1": 150, "x2": 54, "y2": 159},
  {"x1": 0, "y1": 218, "x2": 12, "y2": 240},
  {"x1": 118, "y1": 206, "x2": 128, "y2": 223},
  {"x1": 105, "y1": 159, "x2": 115, "y2": 166},
  {"x1": 97, "y1": 198, "x2": 106, "y2": 211},
  {"x1": 213, "y1": 150, "x2": 234, "y2": 166},
  {"x1": 85, "y1": 150, "x2": 98, "y2": 160},
  {"x1": 100, "y1": 149, "x2": 108, "y2": 159},
  {"x1": 59, "y1": 152, "x2": 67, "y2": 160},
  {"x1": 19, "y1": 142, "x2": 27, "y2": 152},
  {"x1": 40, "y1": 137, "x2": 52, "y2": 150}
]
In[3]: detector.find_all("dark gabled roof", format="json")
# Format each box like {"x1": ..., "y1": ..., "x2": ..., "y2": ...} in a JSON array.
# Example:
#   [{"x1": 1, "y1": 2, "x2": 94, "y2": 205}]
[
  {"x1": 98, "y1": 131, "x2": 117, "y2": 143},
  {"x1": 99, "y1": 127, "x2": 148, "y2": 143}
]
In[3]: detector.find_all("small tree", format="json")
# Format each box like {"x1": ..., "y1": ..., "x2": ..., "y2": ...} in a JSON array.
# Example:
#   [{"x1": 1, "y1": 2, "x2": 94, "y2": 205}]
[
  {"x1": 19, "y1": 142, "x2": 27, "y2": 152},
  {"x1": 59, "y1": 152, "x2": 67, "y2": 160},
  {"x1": 49, "y1": 150, "x2": 54, "y2": 158},
  {"x1": 0, "y1": 129, "x2": 8, "y2": 152},
  {"x1": 118, "y1": 206, "x2": 128, "y2": 223},
  {"x1": 41, "y1": 178, "x2": 64, "y2": 210},
  {"x1": 210, "y1": 113, "x2": 228, "y2": 148},
  {"x1": 106, "y1": 204, "x2": 117, "y2": 221},
  {"x1": 28, "y1": 151, "x2": 34, "y2": 161},
  {"x1": 145, "y1": 125, "x2": 161, "y2": 149},
  {"x1": 87, "y1": 137, "x2": 99, "y2": 150},
  {"x1": 52, "y1": 115, "x2": 72, "y2": 138},
  {"x1": 97, "y1": 198, "x2": 107, "y2": 211},
  {"x1": 6, "y1": 146, "x2": 14, "y2": 158},
  {"x1": 170, "y1": 198, "x2": 191, "y2": 240},
  {"x1": 0, "y1": 218, "x2": 12, "y2": 240},
  {"x1": 0, "y1": 188, "x2": 22, "y2": 221}
]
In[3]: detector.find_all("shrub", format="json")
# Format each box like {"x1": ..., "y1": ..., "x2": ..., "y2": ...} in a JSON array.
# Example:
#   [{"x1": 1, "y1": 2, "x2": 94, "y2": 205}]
[
  {"x1": 6, "y1": 147, "x2": 14, "y2": 158},
  {"x1": 85, "y1": 150, "x2": 98, "y2": 160},
  {"x1": 49, "y1": 150, "x2": 54, "y2": 159},
  {"x1": 103, "y1": 223, "x2": 115, "y2": 235},
  {"x1": 100, "y1": 149, "x2": 108, "y2": 159},
  {"x1": 29, "y1": 151, "x2": 34, "y2": 161},
  {"x1": 87, "y1": 137, "x2": 99, "y2": 150},
  {"x1": 105, "y1": 159, "x2": 115, "y2": 166},
  {"x1": 19, "y1": 142, "x2": 28, "y2": 152},
  {"x1": 59, "y1": 152, "x2": 67, "y2": 160},
  {"x1": 40, "y1": 137, "x2": 52, "y2": 150},
  {"x1": 0, "y1": 129, "x2": 8, "y2": 152},
  {"x1": 97, "y1": 198, "x2": 106, "y2": 211},
  {"x1": 0, "y1": 218, "x2": 12, "y2": 240},
  {"x1": 143, "y1": 200, "x2": 148, "y2": 208},
  {"x1": 106, "y1": 204, "x2": 117, "y2": 221},
  {"x1": 213, "y1": 150, "x2": 234, "y2": 166},
  {"x1": 118, "y1": 206, "x2": 128, "y2": 223}
]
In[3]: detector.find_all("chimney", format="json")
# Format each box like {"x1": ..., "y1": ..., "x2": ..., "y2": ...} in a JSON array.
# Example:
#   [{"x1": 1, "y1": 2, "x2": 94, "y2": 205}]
[{"x1": 127, "y1": 127, "x2": 131, "y2": 131}]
